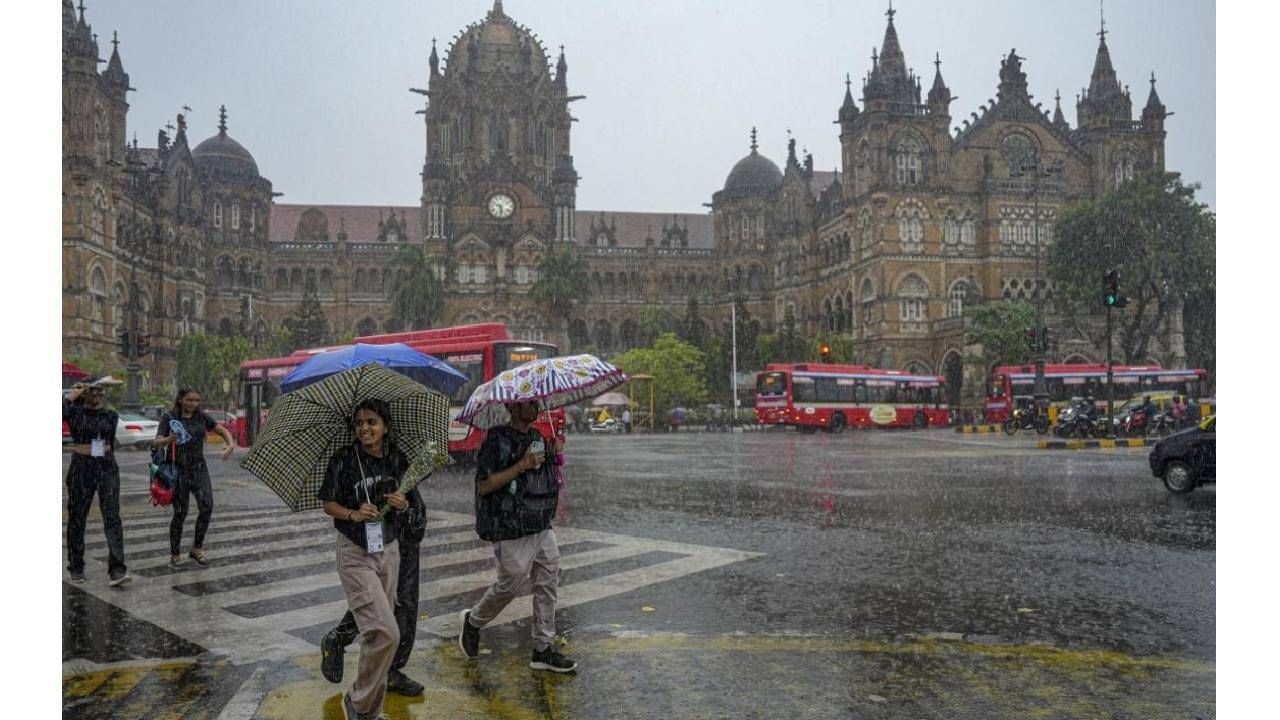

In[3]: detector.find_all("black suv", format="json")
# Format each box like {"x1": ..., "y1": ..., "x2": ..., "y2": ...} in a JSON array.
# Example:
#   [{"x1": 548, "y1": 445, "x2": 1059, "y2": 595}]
[{"x1": 1148, "y1": 416, "x2": 1216, "y2": 494}]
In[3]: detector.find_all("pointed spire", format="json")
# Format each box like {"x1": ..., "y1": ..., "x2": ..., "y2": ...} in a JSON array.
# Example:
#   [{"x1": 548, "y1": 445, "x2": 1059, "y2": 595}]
[
  {"x1": 840, "y1": 73, "x2": 859, "y2": 123},
  {"x1": 218, "y1": 105, "x2": 228, "y2": 135},
  {"x1": 555, "y1": 44, "x2": 567, "y2": 86},
  {"x1": 104, "y1": 30, "x2": 129, "y2": 87},
  {"x1": 78, "y1": 0, "x2": 87, "y2": 27},
  {"x1": 1142, "y1": 71, "x2": 1168, "y2": 128},
  {"x1": 928, "y1": 51, "x2": 951, "y2": 108},
  {"x1": 429, "y1": 37, "x2": 439, "y2": 75},
  {"x1": 1052, "y1": 89, "x2": 1068, "y2": 129},
  {"x1": 491, "y1": 0, "x2": 504, "y2": 17}
]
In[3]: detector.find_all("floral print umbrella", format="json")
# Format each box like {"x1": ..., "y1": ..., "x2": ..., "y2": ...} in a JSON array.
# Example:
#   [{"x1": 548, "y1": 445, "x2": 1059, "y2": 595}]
[{"x1": 457, "y1": 354, "x2": 628, "y2": 429}]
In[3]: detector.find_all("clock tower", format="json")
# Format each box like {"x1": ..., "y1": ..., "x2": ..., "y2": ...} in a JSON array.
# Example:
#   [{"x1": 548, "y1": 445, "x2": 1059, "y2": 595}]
[{"x1": 418, "y1": 0, "x2": 580, "y2": 275}]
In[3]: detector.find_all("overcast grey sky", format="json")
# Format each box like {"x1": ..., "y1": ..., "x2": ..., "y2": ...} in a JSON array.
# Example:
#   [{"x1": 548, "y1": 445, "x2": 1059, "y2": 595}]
[{"x1": 83, "y1": 0, "x2": 1215, "y2": 213}]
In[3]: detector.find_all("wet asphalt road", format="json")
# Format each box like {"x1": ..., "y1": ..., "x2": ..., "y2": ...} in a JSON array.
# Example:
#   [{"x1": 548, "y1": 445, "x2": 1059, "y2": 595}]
[{"x1": 62, "y1": 429, "x2": 1215, "y2": 719}]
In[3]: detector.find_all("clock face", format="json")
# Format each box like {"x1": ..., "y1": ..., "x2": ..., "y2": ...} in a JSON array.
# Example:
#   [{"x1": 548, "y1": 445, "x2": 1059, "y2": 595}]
[{"x1": 487, "y1": 193, "x2": 515, "y2": 219}]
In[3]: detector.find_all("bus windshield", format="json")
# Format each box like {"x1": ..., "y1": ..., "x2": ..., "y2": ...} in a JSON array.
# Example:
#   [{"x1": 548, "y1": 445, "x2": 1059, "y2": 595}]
[{"x1": 757, "y1": 372, "x2": 787, "y2": 397}]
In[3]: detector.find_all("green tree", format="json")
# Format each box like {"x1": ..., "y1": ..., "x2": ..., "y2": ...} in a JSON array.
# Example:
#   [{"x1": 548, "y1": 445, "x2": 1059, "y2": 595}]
[
  {"x1": 610, "y1": 333, "x2": 708, "y2": 422},
  {"x1": 531, "y1": 246, "x2": 591, "y2": 341},
  {"x1": 390, "y1": 245, "x2": 446, "y2": 333},
  {"x1": 281, "y1": 279, "x2": 331, "y2": 350},
  {"x1": 731, "y1": 295, "x2": 761, "y2": 370},
  {"x1": 701, "y1": 334, "x2": 732, "y2": 405},
  {"x1": 1049, "y1": 171, "x2": 1215, "y2": 364},
  {"x1": 756, "y1": 306, "x2": 807, "y2": 364},
  {"x1": 636, "y1": 306, "x2": 676, "y2": 347},
  {"x1": 966, "y1": 301, "x2": 1036, "y2": 369},
  {"x1": 677, "y1": 296, "x2": 707, "y2": 348},
  {"x1": 175, "y1": 333, "x2": 253, "y2": 410}
]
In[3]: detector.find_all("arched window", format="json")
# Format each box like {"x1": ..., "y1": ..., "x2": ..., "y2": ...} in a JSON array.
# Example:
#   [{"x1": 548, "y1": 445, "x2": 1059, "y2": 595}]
[
  {"x1": 896, "y1": 201, "x2": 926, "y2": 254},
  {"x1": 231, "y1": 203, "x2": 241, "y2": 230},
  {"x1": 948, "y1": 280, "x2": 970, "y2": 318},
  {"x1": 896, "y1": 138, "x2": 922, "y2": 186},
  {"x1": 213, "y1": 201, "x2": 223, "y2": 229},
  {"x1": 898, "y1": 274, "x2": 929, "y2": 323},
  {"x1": 275, "y1": 269, "x2": 288, "y2": 291},
  {"x1": 354, "y1": 268, "x2": 366, "y2": 293},
  {"x1": 88, "y1": 267, "x2": 107, "y2": 323},
  {"x1": 320, "y1": 269, "x2": 333, "y2": 294}
]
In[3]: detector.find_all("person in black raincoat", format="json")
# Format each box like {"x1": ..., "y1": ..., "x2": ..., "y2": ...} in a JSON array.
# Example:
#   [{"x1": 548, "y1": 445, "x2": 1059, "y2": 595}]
[
  {"x1": 152, "y1": 388, "x2": 235, "y2": 568},
  {"x1": 320, "y1": 478, "x2": 429, "y2": 697},
  {"x1": 63, "y1": 381, "x2": 130, "y2": 586}
]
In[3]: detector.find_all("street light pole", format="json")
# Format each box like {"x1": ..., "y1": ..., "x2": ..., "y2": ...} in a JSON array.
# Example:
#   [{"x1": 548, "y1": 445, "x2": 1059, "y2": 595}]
[{"x1": 1017, "y1": 155, "x2": 1061, "y2": 416}]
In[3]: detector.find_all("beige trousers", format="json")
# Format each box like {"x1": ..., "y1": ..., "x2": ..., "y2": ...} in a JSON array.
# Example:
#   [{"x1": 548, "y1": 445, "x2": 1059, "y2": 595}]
[
  {"x1": 335, "y1": 533, "x2": 400, "y2": 717},
  {"x1": 469, "y1": 528, "x2": 561, "y2": 651}
]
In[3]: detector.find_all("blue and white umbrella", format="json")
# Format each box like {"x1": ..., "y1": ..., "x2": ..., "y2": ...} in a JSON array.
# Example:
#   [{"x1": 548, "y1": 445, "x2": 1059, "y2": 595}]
[{"x1": 280, "y1": 342, "x2": 468, "y2": 397}]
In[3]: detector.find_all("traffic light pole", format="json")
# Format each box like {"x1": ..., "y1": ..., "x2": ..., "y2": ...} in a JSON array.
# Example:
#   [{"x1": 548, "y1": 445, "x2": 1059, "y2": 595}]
[
  {"x1": 1105, "y1": 303, "x2": 1114, "y2": 436},
  {"x1": 124, "y1": 268, "x2": 142, "y2": 411}
]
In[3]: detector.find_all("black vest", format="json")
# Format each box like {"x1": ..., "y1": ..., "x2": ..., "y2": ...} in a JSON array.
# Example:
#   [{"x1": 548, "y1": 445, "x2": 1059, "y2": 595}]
[{"x1": 474, "y1": 426, "x2": 559, "y2": 542}]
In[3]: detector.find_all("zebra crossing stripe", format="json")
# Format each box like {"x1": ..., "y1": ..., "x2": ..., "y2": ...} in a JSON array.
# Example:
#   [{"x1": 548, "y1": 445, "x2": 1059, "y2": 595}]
[{"x1": 66, "y1": 510, "x2": 764, "y2": 665}]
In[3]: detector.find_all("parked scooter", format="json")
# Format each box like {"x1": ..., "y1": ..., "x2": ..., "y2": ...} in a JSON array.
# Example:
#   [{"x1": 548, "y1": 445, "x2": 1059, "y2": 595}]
[{"x1": 1003, "y1": 406, "x2": 1049, "y2": 435}]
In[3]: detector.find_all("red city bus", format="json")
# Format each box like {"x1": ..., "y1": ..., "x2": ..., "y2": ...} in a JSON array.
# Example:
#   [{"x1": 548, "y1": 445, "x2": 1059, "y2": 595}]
[
  {"x1": 240, "y1": 323, "x2": 564, "y2": 457},
  {"x1": 984, "y1": 364, "x2": 1209, "y2": 423},
  {"x1": 754, "y1": 363, "x2": 951, "y2": 431}
]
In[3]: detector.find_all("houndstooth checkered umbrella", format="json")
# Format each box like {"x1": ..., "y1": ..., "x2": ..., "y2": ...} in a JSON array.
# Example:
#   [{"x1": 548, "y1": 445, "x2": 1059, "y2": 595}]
[{"x1": 241, "y1": 364, "x2": 450, "y2": 512}]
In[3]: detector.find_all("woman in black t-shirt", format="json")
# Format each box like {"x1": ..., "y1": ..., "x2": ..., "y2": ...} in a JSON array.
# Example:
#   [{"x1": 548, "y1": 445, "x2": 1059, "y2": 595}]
[
  {"x1": 153, "y1": 388, "x2": 235, "y2": 567},
  {"x1": 318, "y1": 398, "x2": 411, "y2": 720}
]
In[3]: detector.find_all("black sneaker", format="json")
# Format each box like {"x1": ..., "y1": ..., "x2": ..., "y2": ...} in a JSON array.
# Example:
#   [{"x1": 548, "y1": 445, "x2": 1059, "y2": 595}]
[
  {"x1": 530, "y1": 647, "x2": 577, "y2": 673},
  {"x1": 69, "y1": 569, "x2": 86, "y2": 584},
  {"x1": 459, "y1": 609, "x2": 480, "y2": 659},
  {"x1": 108, "y1": 569, "x2": 132, "y2": 587},
  {"x1": 386, "y1": 669, "x2": 424, "y2": 697},
  {"x1": 320, "y1": 629, "x2": 345, "y2": 684}
]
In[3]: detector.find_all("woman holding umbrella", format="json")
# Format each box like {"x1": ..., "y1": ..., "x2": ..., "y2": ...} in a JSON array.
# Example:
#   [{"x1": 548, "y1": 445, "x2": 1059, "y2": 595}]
[{"x1": 319, "y1": 398, "x2": 413, "y2": 720}]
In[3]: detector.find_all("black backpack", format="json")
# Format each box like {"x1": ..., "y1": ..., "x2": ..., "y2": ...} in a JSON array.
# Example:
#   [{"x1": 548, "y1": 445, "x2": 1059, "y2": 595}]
[{"x1": 474, "y1": 427, "x2": 558, "y2": 542}]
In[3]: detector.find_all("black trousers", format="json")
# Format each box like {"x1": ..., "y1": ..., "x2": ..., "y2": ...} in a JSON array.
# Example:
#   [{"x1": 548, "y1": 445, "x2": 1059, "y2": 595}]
[
  {"x1": 332, "y1": 537, "x2": 420, "y2": 672},
  {"x1": 65, "y1": 455, "x2": 126, "y2": 574},
  {"x1": 170, "y1": 462, "x2": 213, "y2": 556}
]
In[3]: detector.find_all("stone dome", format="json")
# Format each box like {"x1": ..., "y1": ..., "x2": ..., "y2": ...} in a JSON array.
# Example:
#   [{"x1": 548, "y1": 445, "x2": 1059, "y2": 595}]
[
  {"x1": 192, "y1": 109, "x2": 258, "y2": 178},
  {"x1": 723, "y1": 149, "x2": 783, "y2": 194},
  {"x1": 445, "y1": 2, "x2": 551, "y2": 77}
]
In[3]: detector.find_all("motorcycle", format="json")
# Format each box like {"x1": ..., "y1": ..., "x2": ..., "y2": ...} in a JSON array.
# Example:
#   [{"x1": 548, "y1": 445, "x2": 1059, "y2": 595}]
[
  {"x1": 589, "y1": 418, "x2": 624, "y2": 434},
  {"x1": 1146, "y1": 411, "x2": 1176, "y2": 437},
  {"x1": 1003, "y1": 407, "x2": 1049, "y2": 435},
  {"x1": 1054, "y1": 405, "x2": 1101, "y2": 438},
  {"x1": 1114, "y1": 409, "x2": 1151, "y2": 438}
]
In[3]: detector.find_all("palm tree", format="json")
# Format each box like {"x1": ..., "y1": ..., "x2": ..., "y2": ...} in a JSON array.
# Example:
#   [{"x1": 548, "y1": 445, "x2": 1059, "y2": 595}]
[
  {"x1": 531, "y1": 246, "x2": 591, "y2": 347},
  {"x1": 390, "y1": 245, "x2": 446, "y2": 332}
]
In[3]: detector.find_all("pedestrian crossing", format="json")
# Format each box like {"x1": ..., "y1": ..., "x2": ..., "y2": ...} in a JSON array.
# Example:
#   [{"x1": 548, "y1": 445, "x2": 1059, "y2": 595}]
[{"x1": 65, "y1": 508, "x2": 763, "y2": 665}]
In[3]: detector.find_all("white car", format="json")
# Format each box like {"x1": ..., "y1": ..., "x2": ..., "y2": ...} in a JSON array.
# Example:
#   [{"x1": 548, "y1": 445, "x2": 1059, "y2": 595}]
[{"x1": 117, "y1": 412, "x2": 160, "y2": 450}]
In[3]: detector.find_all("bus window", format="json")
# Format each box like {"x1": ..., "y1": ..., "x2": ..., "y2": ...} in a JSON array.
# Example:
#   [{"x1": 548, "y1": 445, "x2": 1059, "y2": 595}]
[
  {"x1": 757, "y1": 372, "x2": 787, "y2": 397},
  {"x1": 854, "y1": 380, "x2": 868, "y2": 404},
  {"x1": 793, "y1": 376, "x2": 816, "y2": 402},
  {"x1": 836, "y1": 378, "x2": 857, "y2": 403},
  {"x1": 815, "y1": 377, "x2": 839, "y2": 403},
  {"x1": 989, "y1": 375, "x2": 1007, "y2": 398},
  {"x1": 442, "y1": 353, "x2": 487, "y2": 403}
]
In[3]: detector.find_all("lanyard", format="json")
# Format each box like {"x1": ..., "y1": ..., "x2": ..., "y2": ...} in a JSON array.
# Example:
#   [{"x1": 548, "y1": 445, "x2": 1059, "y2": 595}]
[{"x1": 354, "y1": 449, "x2": 375, "y2": 506}]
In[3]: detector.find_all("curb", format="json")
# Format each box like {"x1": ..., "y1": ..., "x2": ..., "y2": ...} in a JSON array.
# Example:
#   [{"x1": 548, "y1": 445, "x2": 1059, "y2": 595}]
[
  {"x1": 955, "y1": 425, "x2": 1002, "y2": 433},
  {"x1": 1037, "y1": 438, "x2": 1156, "y2": 450}
]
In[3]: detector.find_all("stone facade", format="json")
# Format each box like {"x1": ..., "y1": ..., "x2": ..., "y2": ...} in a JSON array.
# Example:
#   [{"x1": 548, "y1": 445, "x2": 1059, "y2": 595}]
[{"x1": 62, "y1": 1, "x2": 1185, "y2": 406}]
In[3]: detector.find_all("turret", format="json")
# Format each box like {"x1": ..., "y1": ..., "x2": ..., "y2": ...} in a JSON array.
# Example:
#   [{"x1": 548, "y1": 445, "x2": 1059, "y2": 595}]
[
  {"x1": 1141, "y1": 71, "x2": 1168, "y2": 131},
  {"x1": 838, "y1": 74, "x2": 860, "y2": 131},
  {"x1": 429, "y1": 37, "x2": 439, "y2": 77},
  {"x1": 102, "y1": 31, "x2": 129, "y2": 91},
  {"x1": 1052, "y1": 90, "x2": 1069, "y2": 131},
  {"x1": 862, "y1": 3, "x2": 921, "y2": 111},
  {"x1": 555, "y1": 45, "x2": 568, "y2": 89},
  {"x1": 1076, "y1": 14, "x2": 1133, "y2": 128},
  {"x1": 927, "y1": 52, "x2": 952, "y2": 115}
]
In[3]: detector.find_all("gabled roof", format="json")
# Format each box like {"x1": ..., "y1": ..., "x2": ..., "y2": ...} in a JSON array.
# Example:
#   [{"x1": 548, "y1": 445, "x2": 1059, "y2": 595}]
[
  {"x1": 574, "y1": 211, "x2": 714, "y2": 249},
  {"x1": 269, "y1": 204, "x2": 421, "y2": 244}
]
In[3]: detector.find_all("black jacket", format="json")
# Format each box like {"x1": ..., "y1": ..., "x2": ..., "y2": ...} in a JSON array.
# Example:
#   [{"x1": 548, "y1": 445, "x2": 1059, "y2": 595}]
[{"x1": 474, "y1": 425, "x2": 558, "y2": 542}]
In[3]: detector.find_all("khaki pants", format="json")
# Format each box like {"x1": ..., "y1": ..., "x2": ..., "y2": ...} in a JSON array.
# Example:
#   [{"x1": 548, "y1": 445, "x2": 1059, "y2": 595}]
[
  {"x1": 336, "y1": 533, "x2": 400, "y2": 717},
  {"x1": 469, "y1": 528, "x2": 561, "y2": 651}
]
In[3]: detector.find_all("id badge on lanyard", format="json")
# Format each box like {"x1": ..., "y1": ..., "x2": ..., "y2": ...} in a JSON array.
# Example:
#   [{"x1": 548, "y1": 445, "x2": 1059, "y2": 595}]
[
  {"x1": 90, "y1": 438, "x2": 106, "y2": 458},
  {"x1": 355, "y1": 451, "x2": 385, "y2": 554}
]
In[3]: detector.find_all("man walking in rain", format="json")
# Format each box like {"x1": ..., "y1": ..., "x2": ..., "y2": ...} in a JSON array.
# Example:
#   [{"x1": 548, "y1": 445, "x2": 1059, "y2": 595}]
[
  {"x1": 63, "y1": 381, "x2": 131, "y2": 586},
  {"x1": 459, "y1": 400, "x2": 576, "y2": 672}
]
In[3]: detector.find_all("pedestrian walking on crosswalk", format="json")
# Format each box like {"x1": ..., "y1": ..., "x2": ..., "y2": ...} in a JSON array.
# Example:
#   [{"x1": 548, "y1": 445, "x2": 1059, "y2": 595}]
[
  {"x1": 154, "y1": 388, "x2": 236, "y2": 568},
  {"x1": 319, "y1": 399, "x2": 417, "y2": 720},
  {"x1": 321, "y1": 480, "x2": 428, "y2": 697},
  {"x1": 63, "y1": 381, "x2": 131, "y2": 587},
  {"x1": 459, "y1": 400, "x2": 577, "y2": 673}
]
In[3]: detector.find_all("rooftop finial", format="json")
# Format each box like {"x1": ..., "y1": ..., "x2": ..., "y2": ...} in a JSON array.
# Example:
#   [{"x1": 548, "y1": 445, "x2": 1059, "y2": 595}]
[
  {"x1": 1098, "y1": 0, "x2": 1107, "y2": 41},
  {"x1": 218, "y1": 104, "x2": 227, "y2": 134},
  {"x1": 845, "y1": 73, "x2": 852, "y2": 92},
  {"x1": 934, "y1": 51, "x2": 941, "y2": 71},
  {"x1": 886, "y1": 0, "x2": 895, "y2": 23},
  {"x1": 1150, "y1": 70, "x2": 1156, "y2": 88},
  {"x1": 111, "y1": 30, "x2": 118, "y2": 52},
  {"x1": 78, "y1": 0, "x2": 86, "y2": 23},
  {"x1": 750, "y1": 126, "x2": 758, "y2": 153}
]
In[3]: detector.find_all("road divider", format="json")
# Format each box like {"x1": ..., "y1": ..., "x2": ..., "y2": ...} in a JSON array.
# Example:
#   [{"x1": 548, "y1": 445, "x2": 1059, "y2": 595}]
[
  {"x1": 1037, "y1": 438, "x2": 1156, "y2": 450},
  {"x1": 955, "y1": 425, "x2": 1002, "y2": 433}
]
